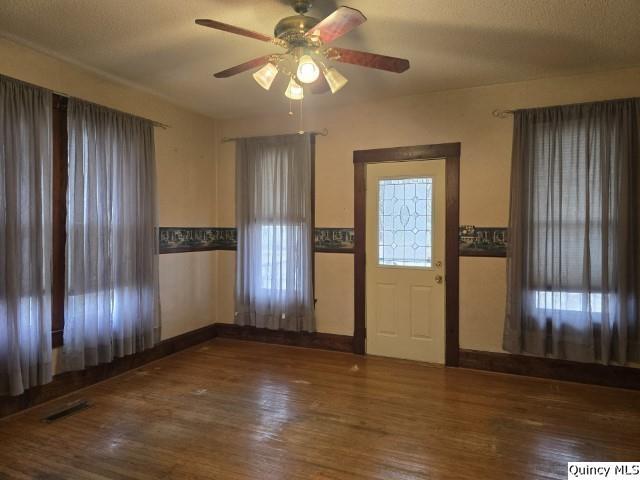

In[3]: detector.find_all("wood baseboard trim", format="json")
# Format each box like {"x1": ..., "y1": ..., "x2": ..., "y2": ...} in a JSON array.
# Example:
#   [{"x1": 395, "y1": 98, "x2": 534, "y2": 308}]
[
  {"x1": 458, "y1": 349, "x2": 640, "y2": 390},
  {"x1": 0, "y1": 324, "x2": 217, "y2": 419},
  {"x1": 214, "y1": 323, "x2": 354, "y2": 353}
]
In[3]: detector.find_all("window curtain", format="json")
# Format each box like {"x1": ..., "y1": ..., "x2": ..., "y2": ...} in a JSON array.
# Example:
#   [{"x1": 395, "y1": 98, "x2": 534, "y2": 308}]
[
  {"x1": 235, "y1": 134, "x2": 315, "y2": 332},
  {"x1": 0, "y1": 76, "x2": 53, "y2": 395},
  {"x1": 63, "y1": 99, "x2": 160, "y2": 371},
  {"x1": 504, "y1": 98, "x2": 640, "y2": 364}
]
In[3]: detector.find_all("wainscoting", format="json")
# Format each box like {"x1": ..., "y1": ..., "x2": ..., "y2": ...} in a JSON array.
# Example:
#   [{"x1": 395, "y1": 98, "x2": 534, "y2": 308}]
[
  {"x1": 459, "y1": 349, "x2": 640, "y2": 390},
  {"x1": 214, "y1": 323, "x2": 354, "y2": 353},
  {"x1": 0, "y1": 325, "x2": 218, "y2": 419}
]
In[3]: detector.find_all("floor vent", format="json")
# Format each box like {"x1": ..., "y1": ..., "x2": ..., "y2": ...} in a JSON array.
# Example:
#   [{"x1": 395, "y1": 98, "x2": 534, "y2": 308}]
[{"x1": 42, "y1": 399, "x2": 90, "y2": 423}]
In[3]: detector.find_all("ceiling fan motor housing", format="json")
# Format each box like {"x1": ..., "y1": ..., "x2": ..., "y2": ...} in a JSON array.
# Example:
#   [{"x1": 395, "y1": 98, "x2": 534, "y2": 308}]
[{"x1": 274, "y1": 15, "x2": 320, "y2": 44}]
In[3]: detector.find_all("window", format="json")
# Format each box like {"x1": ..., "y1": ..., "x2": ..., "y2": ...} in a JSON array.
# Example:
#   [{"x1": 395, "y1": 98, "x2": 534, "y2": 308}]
[
  {"x1": 527, "y1": 118, "x2": 608, "y2": 315},
  {"x1": 1, "y1": 75, "x2": 55, "y2": 395},
  {"x1": 51, "y1": 94, "x2": 160, "y2": 353},
  {"x1": 2, "y1": 76, "x2": 159, "y2": 388},
  {"x1": 63, "y1": 98, "x2": 160, "y2": 370},
  {"x1": 235, "y1": 134, "x2": 315, "y2": 331},
  {"x1": 503, "y1": 98, "x2": 640, "y2": 364},
  {"x1": 259, "y1": 224, "x2": 289, "y2": 291},
  {"x1": 378, "y1": 177, "x2": 432, "y2": 267},
  {"x1": 533, "y1": 291, "x2": 603, "y2": 314}
]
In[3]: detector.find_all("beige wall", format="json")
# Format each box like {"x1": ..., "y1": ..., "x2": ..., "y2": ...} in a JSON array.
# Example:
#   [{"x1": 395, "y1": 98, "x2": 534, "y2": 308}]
[
  {"x1": 4, "y1": 34, "x2": 640, "y2": 355},
  {"x1": 216, "y1": 66, "x2": 640, "y2": 351},
  {"x1": 0, "y1": 37, "x2": 219, "y2": 342}
]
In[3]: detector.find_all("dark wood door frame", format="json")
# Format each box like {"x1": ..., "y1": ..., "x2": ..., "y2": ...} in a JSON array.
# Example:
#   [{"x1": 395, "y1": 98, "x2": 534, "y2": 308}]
[{"x1": 353, "y1": 142, "x2": 461, "y2": 366}]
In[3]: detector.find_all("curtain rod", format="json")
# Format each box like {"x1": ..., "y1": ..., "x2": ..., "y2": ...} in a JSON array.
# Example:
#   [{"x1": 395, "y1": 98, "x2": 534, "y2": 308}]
[
  {"x1": 1, "y1": 73, "x2": 170, "y2": 129},
  {"x1": 493, "y1": 96, "x2": 640, "y2": 119},
  {"x1": 221, "y1": 128, "x2": 328, "y2": 143},
  {"x1": 53, "y1": 91, "x2": 170, "y2": 130},
  {"x1": 492, "y1": 109, "x2": 515, "y2": 119}
]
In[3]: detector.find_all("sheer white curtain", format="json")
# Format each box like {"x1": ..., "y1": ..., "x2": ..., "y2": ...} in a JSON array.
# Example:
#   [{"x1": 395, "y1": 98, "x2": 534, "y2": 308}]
[
  {"x1": 0, "y1": 76, "x2": 53, "y2": 395},
  {"x1": 504, "y1": 98, "x2": 640, "y2": 364},
  {"x1": 63, "y1": 99, "x2": 160, "y2": 371},
  {"x1": 235, "y1": 134, "x2": 315, "y2": 331}
]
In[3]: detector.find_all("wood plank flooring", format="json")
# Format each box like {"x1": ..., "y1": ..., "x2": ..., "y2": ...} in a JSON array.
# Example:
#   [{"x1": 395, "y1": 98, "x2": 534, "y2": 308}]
[{"x1": 1, "y1": 338, "x2": 639, "y2": 479}]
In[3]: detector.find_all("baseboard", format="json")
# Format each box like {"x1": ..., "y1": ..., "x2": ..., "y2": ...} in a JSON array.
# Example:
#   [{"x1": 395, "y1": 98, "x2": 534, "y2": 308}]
[
  {"x1": 214, "y1": 323, "x2": 354, "y2": 353},
  {"x1": 0, "y1": 324, "x2": 217, "y2": 419},
  {"x1": 458, "y1": 349, "x2": 640, "y2": 390}
]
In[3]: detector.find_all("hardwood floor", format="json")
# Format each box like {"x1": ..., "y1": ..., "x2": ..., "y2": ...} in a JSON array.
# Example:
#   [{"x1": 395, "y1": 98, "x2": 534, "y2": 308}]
[{"x1": 1, "y1": 339, "x2": 639, "y2": 479}]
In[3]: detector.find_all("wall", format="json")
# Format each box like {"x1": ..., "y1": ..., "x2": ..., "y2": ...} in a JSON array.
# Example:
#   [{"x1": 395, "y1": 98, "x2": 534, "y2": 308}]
[
  {"x1": 0, "y1": 37, "x2": 219, "y2": 347},
  {"x1": 3, "y1": 33, "x2": 640, "y2": 356},
  {"x1": 216, "y1": 66, "x2": 640, "y2": 352}
]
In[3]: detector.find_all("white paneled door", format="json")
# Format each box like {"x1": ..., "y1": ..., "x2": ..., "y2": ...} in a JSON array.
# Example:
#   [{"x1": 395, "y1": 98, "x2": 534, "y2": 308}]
[{"x1": 365, "y1": 160, "x2": 446, "y2": 363}]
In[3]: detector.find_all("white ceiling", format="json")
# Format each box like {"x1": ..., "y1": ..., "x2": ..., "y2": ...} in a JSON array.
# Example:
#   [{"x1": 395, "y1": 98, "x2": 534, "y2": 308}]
[{"x1": 1, "y1": 0, "x2": 640, "y2": 119}]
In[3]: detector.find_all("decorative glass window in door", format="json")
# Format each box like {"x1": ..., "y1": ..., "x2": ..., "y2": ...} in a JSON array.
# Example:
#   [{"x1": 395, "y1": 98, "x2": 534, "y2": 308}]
[{"x1": 378, "y1": 177, "x2": 432, "y2": 267}]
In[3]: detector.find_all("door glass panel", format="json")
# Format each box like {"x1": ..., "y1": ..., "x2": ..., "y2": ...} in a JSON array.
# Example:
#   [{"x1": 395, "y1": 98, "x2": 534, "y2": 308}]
[{"x1": 378, "y1": 177, "x2": 432, "y2": 267}]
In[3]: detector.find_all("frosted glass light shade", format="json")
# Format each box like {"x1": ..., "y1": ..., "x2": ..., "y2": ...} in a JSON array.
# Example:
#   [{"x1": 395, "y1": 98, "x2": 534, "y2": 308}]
[
  {"x1": 323, "y1": 67, "x2": 348, "y2": 93},
  {"x1": 253, "y1": 63, "x2": 278, "y2": 90},
  {"x1": 296, "y1": 55, "x2": 320, "y2": 83},
  {"x1": 285, "y1": 77, "x2": 304, "y2": 100}
]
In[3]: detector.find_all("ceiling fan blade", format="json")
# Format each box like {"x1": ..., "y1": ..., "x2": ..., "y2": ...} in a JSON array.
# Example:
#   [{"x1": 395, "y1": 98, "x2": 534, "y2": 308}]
[
  {"x1": 305, "y1": 6, "x2": 366, "y2": 44},
  {"x1": 195, "y1": 19, "x2": 274, "y2": 43},
  {"x1": 328, "y1": 47, "x2": 410, "y2": 73},
  {"x1": 214, "y1": 55, "x2": 271, "y2": 78},
  {"x1": 309, "y1": 74, "x2": 331, "y2": 94}
]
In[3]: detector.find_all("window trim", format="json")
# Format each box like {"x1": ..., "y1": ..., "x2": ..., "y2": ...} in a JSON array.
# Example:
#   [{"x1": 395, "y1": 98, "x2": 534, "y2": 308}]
[
  {"x1": 51, "y1": 94, "x2": 67, "y2": 348},
  {"x1": 311, "y1": 135, "x2": 316, "y2": 305}
]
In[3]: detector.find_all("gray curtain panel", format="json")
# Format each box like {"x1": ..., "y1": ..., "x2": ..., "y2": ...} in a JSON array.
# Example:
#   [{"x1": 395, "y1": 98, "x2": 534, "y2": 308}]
[
  {"x1": 0, "y1": 76, "x2": 53, "y2": 395},
  {"x1": 235, "y1": 134, "x2": 315, "y2": 331},
  {"x1": 63, "y1": 99, "x2": 160, "y2": 371},
  {"x1": 504, "y1": 98, "x2": 640, "y2": 364}
]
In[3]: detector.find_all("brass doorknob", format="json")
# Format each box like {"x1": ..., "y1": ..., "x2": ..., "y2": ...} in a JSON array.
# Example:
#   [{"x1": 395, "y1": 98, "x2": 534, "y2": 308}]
[{"x1": 434, "y1": 275, "x2": 443, "y2": 284}]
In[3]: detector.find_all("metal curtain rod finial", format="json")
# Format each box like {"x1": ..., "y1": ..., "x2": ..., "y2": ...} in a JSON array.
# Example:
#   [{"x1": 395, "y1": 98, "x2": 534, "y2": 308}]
[
  {"x1": 492, "y1": 109, "x2": 515, "y2": 119},
  {"x1": 221, "y1": 128, "x2": 328, "y2": 143}
]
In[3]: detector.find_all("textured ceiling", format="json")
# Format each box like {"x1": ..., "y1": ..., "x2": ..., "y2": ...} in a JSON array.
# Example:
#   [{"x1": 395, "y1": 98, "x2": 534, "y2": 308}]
[{"x1": 1, "y1": 0, "x2": 640, "y2": 119}]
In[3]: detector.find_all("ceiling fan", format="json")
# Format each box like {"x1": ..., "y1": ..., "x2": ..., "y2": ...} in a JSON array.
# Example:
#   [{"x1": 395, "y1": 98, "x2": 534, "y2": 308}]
[{"x1": 195, "y1": 0, "x2": 410, "y2": 100}]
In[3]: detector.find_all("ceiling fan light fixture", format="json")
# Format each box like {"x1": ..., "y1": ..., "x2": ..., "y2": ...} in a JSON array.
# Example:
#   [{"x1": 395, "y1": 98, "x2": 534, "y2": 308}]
[
  {"x1": 285, "y1": 77, "x2": 304, "y2": 100},
  {"x1": 253, "y1": 62, "x2": 279, "y2": 90},
  {"x1": 323, "y1": 67, "x2": 348, "y2": 93},
  {"x1": 296, "y1": 55, "x2": 320, "y2": 83},
  {"x1": 199, "y1": 4, "x2": 410, "y2": 101}
]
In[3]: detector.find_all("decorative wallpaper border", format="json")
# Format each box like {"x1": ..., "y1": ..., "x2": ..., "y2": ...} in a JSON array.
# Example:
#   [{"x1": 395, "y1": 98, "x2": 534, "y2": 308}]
[
  {"x1": 159, "y1": 227, "x2": 236, "y2": 253},
  {"x1": 314, "y1": 228, "x2": 355, "y2": 253},
  {"x1": 459, "y1": 225, "x2": 507, "y2": 257},
  {"x1": 160, "y1": 226, "x2": 507, "y2": 257},
  {"x1": 160, "y1": 227, "x2": 354, "y2": 254}
]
